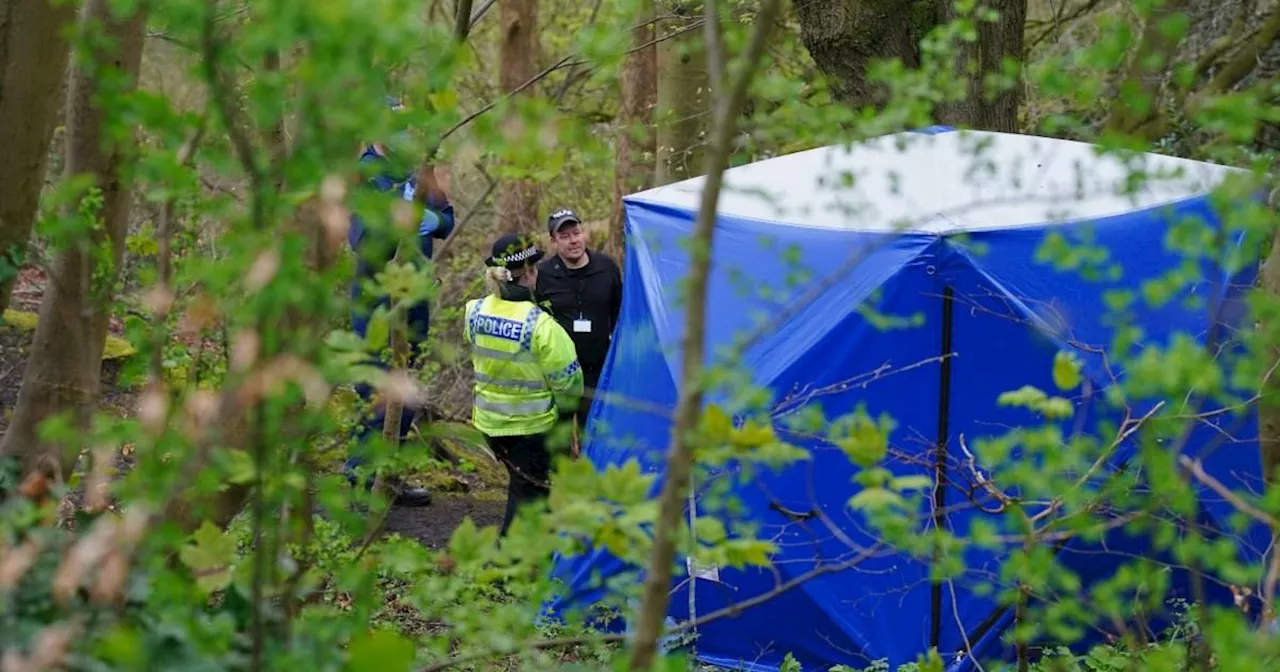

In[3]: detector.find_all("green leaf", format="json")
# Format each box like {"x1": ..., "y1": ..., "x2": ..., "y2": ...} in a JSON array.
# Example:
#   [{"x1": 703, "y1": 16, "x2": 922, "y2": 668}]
[
  {"x1": 848, "y1": 487, "x2": 904, "y2": 512},
  {"x1": 447, "y1": 517, "x2": 496, "y2": 565},
  {"x1": 223, "y1": 449, "x2": 257, "y2": 484},
  {"x1": 364, "y1": 305, "x2": 391, "y2": 351},
  {"x1": 177, "y1": 521, "x2": 237, "y2": 594},
  {"x1": 1052, "y1": 350, "x2": 1083, "y2": 391},
  {"x1": 891, "y1": 474, "x2": 932, "y2": 492},
  {"x1": 726, "y1": 539, "x2": 775, "y2": 567},
  {"x1": 836, "y1": 415, "x2": 890, "y2": 468},
  {"x1": 599, "y1": 459, "x2": 654, "y2": 505},
  {"x1": 692, "y1": 516, "x2": 728, "y2": 544},
  {"x1": 997, "y1": 385, "x2": 1048, "y2": 408},
  {"x1": 346, "y1": 630, "x2": 415, "y2": 672},
  {"x1": 730, "y1": 419, "x2": 776, "y2": 449},
  {"x1": 1042, "y1": 397, "x2": 1075, "y2": 420},
  {"x1": 702, "y1": 404, "x2": 733, "y2": 441}
]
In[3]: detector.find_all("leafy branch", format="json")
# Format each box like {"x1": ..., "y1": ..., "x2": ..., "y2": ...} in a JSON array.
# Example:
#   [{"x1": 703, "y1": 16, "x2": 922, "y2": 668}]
[
  {"x1": 417, "y1": 542, "x2": 883, "y2": 672},
  {"x1": 626, "y1": 0, "x2": 784, "y2": 666}
]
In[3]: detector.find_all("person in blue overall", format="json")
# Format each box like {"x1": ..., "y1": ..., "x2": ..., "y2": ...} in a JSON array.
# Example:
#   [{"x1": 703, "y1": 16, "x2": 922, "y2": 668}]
[{"x1": 345, "y1": 98, "x2": 454, "y2": 507}]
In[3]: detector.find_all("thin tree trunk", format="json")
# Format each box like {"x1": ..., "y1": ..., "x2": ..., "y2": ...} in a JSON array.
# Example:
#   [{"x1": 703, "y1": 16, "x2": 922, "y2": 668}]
[
  {"x1": 655, "y1": 6, "x2": 710, "y2": 185},
  {"x1": 0, "y1": 0, "x2": 79, "y2": 314},
  {"x1": 626, "y1": 0, "x2": 783, "y2": 666},
  {"x1": 1259, "y1": 229, "x2": 1280, "y2": 482},
  {"x1": 607, "y1": 0, "x2": 657, "y2": 259},
  {"x1": 0, "y1": 0, "x2": 148, "y2": 481},
  {"x1": 496, "y1": 0, "x2": 540, "y2": 234}
]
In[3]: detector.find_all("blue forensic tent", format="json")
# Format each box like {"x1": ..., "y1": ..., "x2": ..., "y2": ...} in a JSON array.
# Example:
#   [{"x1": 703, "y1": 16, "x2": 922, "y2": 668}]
[{"x1": 544, "y1": 128, "x2": 1267, "y2": 672}]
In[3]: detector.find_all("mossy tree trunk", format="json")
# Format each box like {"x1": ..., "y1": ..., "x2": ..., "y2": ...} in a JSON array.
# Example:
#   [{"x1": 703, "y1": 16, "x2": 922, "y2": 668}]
[
  {"x1": 0, "y1": 0, "x2": 79, "y2": 314},
  {"x1": 794, "y1": 0, "x2": 1025, "y2": 130},
  {"x1": 792, "y1": 0, "x2": 929, "y2": 109},
  {"x1": 0, "y1": 0, "x2": 148, "y2": 481}
]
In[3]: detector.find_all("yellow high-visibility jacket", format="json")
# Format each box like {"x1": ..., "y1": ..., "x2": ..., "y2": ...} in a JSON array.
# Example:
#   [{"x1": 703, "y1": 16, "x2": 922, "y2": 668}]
[{"x1": 463, "y1": 293, "x2": 584, "y2": 436}]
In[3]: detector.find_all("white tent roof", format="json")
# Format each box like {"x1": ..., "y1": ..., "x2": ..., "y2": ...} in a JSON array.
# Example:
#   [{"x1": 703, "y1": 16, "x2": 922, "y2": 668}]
[{"x1": 626, "y1": 129, "x2": 1245, "y2": 234}]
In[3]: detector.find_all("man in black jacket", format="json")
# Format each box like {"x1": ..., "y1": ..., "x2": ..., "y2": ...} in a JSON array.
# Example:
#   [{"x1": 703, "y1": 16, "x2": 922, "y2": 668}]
[{"x1": 535, "y1": 208, "x2": 623, "y2": 432}]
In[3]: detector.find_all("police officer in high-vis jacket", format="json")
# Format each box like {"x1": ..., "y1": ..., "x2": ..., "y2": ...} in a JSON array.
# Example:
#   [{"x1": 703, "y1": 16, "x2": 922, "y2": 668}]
[{"x1": 465, "y1": 233, "x2": 584, "y2": 536}]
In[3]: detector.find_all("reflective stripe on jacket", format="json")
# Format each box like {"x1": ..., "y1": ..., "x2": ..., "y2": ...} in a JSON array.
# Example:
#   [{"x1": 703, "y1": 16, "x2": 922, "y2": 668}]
[{"x1": 464, "y1": 294, "x2": 584, "y2": 436}]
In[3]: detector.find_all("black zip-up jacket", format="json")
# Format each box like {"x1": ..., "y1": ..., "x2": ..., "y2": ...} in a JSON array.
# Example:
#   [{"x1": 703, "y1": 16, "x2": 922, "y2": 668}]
[{"x1": 535, "y1": 250, "x2": 623, "y2": 376}]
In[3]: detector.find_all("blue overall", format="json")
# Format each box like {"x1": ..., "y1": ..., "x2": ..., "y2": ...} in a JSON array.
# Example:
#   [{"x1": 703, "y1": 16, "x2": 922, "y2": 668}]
[{"x1": 344, "y1": 146, "x2": 455, "y2": 485}]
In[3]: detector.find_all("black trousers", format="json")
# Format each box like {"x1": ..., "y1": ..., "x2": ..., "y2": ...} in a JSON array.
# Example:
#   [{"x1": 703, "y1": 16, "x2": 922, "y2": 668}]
[{"x1": 486, "y1": 432, "x2": 552, "y2": 537}]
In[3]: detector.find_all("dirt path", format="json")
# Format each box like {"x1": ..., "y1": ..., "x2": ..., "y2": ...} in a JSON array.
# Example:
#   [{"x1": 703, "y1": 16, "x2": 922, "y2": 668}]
[{"x1": 384, "y1": 494, "x2": 506, "y2": 548}]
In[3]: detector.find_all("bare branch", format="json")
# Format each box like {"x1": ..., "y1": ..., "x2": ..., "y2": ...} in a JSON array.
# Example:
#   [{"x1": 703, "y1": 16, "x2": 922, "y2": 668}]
[
  {"x1": 438, "y1": 20, "x2": 703, "y2": 145},
  {"x1": 1178, "y1": 455, "x2": 1278, "y2": 528},
  {"x1": 1197, "y1": 4, "x2": 1280, "y2": 98},
  {"x1": 1025, "y1": 0, "x2": 1106, "y2": 54}
]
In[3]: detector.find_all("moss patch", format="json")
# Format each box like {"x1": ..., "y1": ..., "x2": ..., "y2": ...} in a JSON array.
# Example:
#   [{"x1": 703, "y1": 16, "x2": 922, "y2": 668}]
[
  {"x1": 1, "y1": 309, "x2": 38, "y2": 331},
  {"x1": 103, "y1": 335, "x2": 137, "y2": 360},
  {"x1": 2, "y1": 309, "x2": 137, "y2": 361}
]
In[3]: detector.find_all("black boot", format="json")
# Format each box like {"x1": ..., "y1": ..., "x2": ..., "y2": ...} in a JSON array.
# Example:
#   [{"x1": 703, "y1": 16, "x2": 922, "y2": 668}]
[{"x1": 386, "y1": 476, "x2": 433, "y2": 507}]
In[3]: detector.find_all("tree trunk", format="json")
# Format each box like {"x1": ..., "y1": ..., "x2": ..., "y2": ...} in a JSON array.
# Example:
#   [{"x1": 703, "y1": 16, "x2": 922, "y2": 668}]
[
  {"x1": 794, "y1": 0, "x2": 1025, "y2": 129},
  {"x1": 935, "y1": 0, "x2": 1027, "y2": 132},
  {"x1": 496, "y1": 0, "x2": 540, "y2": 234},
  {"x1": 1260, "y1": 224, "x2": 1280, "y2": 484},
  {"x1": 0, "y1": 0, "x2": 148, "y2": 481},
  {"x1": 0, "y1": 0, "x2": 78, "y2": 314},
  {"x1": 792, "y1": 0, "x2": 927, "y2": 109},
  {"x1": 655, "y1": 7, "x2": 711, "y2": 185},
  {"x1": 607, "y1": 0, "x2": 657, "y2": 259}
]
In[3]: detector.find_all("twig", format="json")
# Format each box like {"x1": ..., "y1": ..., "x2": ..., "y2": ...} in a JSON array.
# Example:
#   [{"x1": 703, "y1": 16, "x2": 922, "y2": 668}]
[
  {"x1": 437, "y1": 19, "x2": 703, "y2": 145},
  {"x1": 1178, "y1": 455, "x2": 1278, "y2": 528},
  {"x1": 551, "y1": 0, "x2": 606, "y2": 104},
  {"x1": 469, "y1": 0, "x2": 497, "y2": 27},
  {"x1": 1024, "y1": 0, "x2": 1105, "y2": 54},
  {"x1": 561, "y1": 19, "x2": 706, "y2": 70},
  {"x1": 437, "y1": 54, "x2": 575, "y2": 146},
  {"x1": 1179, "y1": 450, "x2": 1280, "y2": 626}
]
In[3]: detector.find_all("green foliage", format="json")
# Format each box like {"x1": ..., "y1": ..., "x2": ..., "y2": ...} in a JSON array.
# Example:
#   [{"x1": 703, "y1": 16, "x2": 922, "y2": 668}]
[{"x1": 5, "y1": 0, "x2": 1280, "y2": 672}]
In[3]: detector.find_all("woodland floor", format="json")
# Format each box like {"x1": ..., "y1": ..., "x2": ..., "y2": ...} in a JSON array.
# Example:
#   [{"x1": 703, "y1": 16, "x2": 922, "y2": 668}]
[{"x1": 0, "y1": 266, "x2": 506, "y2": 549}]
